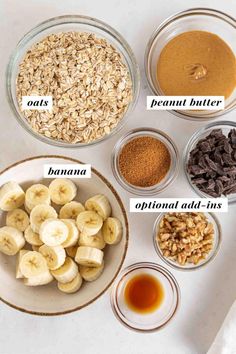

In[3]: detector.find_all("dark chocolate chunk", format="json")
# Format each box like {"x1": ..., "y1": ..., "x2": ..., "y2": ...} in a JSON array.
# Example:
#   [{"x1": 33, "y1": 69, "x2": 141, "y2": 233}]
[
  {"x1": 204, "y1": 156, "x2": 218, "y2": 171},
  {"x1": 214, "y1": 150, "x2": 224, "y2": 165},
  {"x1": 199, "y1": 156, "x2": 209, "y2": 169},
  {"x1": 190, "y1": 147, "x2": 200, "y2": 156},
  {"x1": 223, "y1": 182, "x2": 236, "y2": 195},
  {"x1": 188, "y1": 165, "x2": 206, "y2": 175},
  {"x1": 224, "y1": 140, "x2": 233, "y2": 154},
  {"x1": 206, "y1": 171, "x2": 217, "y2": 179},
  {"x1": 208, "y1": 138, "x2": 216, "y2": 148},
  {"x1": 210, "y1": 129, "x2": 224, "y2": 139},
  {"x1": 206, "y1": 179, "x2": 215, "y2": 191},
  {"x1": 224, "y1": 186, "x2": 236, "y2": 195},
  {"x1": 215, "y1": 180, "x2": 224, "y2": 195},
  {"x1": 204, "y1": 190, "x2": 219, "y2": 197},
  {"x1": 218, "y1": 176, "x2": 230, "y2": 183},
  {"x1": 187, "y1": 128, "x2": 236, "y2": 197},
  {"x1": 199, "y1": 141, "x2": 211, "y2": 152},
  {"x1": 192, "y1": 177, "x2": 207, "y2": 185},
  {"x1": 229, "y1": 129, "x2": 236, "y2": 145},
  {"x1": 223, "y1": 166, "x2": 236, "y2": 176},
  {"x1": 222, "y1": 153, "x2": 235, "y2": 166}
]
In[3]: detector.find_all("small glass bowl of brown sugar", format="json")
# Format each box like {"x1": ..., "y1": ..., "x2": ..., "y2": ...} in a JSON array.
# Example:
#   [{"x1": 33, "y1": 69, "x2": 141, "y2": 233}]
[{"x1": 111, "y1": 128, "x2": 179, "y2": 195}]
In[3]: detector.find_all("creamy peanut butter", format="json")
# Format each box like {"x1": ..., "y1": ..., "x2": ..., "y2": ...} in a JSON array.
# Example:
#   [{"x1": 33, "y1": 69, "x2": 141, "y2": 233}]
[{"x1": 157, "y1": 31, "x2": 236, "y2": 98}]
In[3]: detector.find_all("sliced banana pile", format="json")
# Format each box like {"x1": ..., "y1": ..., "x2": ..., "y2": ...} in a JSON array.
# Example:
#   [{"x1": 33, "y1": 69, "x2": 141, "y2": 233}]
[{"x1": 0, "y1": 179, "x2": 123, "y2": 294}]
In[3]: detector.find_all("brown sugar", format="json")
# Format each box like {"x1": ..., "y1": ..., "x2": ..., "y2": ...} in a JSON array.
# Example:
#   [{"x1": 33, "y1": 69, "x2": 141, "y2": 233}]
[{"x1": 118, "y1": 136, "x2": 171, "y2": 187}]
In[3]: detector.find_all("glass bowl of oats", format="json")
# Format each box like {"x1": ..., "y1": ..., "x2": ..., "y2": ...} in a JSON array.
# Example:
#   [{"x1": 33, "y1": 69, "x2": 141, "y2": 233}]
[
  {"x1": 153, "y1": 212, "x2": 221, "y2": 271},
  {"x1": 6, "y1": 15, "x2": 140, "y2": 147}
]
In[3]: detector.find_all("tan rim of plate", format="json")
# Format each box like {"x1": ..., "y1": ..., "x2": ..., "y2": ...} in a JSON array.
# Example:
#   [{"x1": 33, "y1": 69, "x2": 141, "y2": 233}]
[{"x1": 0, "y1": 155, "x2": 129, "y2": 316}]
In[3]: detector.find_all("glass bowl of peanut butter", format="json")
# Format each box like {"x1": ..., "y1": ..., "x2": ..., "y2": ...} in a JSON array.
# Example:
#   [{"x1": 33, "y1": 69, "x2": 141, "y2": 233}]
[{"x1": 145, "y1": 8, "x2": 236, "y2": 120}]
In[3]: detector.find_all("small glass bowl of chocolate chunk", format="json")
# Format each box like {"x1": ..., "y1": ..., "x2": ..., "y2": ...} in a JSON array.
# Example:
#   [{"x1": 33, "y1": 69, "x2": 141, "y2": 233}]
[{"x1": 184, "y1": 121, "x2": 236, "y2": 204}]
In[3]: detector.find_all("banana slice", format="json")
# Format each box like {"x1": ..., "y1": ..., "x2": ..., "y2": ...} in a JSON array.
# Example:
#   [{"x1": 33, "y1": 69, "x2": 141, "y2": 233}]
[
  {"x1": 79, "y1": 230, "x2": 105, "y2": 250},
  {"x1": 0, "y1": 181, "x2": 25, "y2": 211},
  {"x1": 85, "y1": 194, "x2": 111, "y2": 221},
  {"x1": 102, "y1": 217, "x2": 123, "y2": 245},
  {"x1": 24, "y1": 226, "x2": 43, "y2": 246},
  {"x1": 49, "y1": 179, "x2": 77, "y2": 205},
  {"x1": 75, "y1": 246, "x2": 103, "y2": 267},
  {"x1": 19, "y1": 251, "x2": 48, "y2": 278},
  {"x1": 39, "y1": 244, "x2": 66, "y2": 270},
  {"x1": 24, "y1": 270, "x2": 53, "y2": 286},
  {"x1": 39, "y1": 219, "x2": 68, "y2": 246},
  {"x1": 6, "y1": 208, "x2": 29, "y2": 232},
  {"x1": 16, "y1": 249, "x2": 29, "y2": 278},
  {"x1": 30, "y1": 204, "x2": 58, "y2": 233},
  {"x1": 58, "y1": 273, "x2": 82, "y2": 294},
  {"x1": 0, "y1": 226, "x2": 25, "y2": 255},
  {"x1": 32, "y1": 245, "x2": 40, "y2": 252},
  {"x1": 51, "y1": 257, "x2": 78, "y2": 283},
  {"x1": 66, "y1": 246, "x2": 78, "y2": 258},
  {"x1": 25, "y1": 184, "x2": 50, "y2": 211},
  {"x1": 76, "y1": 211, "x2": 103, "y2": 236},
  {"x1": 79, "y1": 261, "x2": 104, "y2": 282},
  {"x1": 61, "y1": 219, "x2": 79, "y2": 248},
  {"x1": 59, "y1": 201, "x2": 85, "y2": 220}
]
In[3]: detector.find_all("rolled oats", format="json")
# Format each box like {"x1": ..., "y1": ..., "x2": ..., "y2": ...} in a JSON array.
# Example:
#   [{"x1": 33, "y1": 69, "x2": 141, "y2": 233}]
[
  {"x1": 16, "y1": 32, "x2": 133, "y2": 144},
  {"x1": 156, "y1": 212, "x2": 214, "y2": 266}
]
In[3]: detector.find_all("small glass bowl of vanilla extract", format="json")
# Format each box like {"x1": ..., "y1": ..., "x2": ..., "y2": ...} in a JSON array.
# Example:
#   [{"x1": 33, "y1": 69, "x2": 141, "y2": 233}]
[{"x1": 110, "y1": 262, "x2": 180, "y2": 332}]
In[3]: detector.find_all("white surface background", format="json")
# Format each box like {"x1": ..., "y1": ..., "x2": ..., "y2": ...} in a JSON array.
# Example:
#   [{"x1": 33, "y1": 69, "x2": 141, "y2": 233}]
[{"x1": 0, "y1": 1, "x2": 236, "y2": 353}]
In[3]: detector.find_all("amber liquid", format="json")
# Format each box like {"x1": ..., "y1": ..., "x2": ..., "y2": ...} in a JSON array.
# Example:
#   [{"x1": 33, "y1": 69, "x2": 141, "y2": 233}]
[{"x1": 124, "y1": 274, "x2": 164, "y2": 314}]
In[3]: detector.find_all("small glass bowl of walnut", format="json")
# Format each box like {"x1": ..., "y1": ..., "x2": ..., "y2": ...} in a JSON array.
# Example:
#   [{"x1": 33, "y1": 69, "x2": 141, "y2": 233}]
[{"x1": 153, "y1": 212, "x2": 221, "y2": 271}]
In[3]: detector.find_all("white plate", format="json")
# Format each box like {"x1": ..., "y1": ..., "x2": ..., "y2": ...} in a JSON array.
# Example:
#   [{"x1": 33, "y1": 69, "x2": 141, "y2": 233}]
[{"x1": 0, "y1": 155, "x2": 129, "y2": 315}]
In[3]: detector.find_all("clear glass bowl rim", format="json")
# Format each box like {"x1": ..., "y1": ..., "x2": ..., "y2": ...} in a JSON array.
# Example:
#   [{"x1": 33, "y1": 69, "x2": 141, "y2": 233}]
[
  {"x1": 183, "y1": 120, "x2": 236, "y2": 205},
  {"x1": 111, "y1": 127, "x2": 180, "y2": 196},
  {"x1": 110, "y1": 261, "x2": 181, "y2": 332},
  {"x1": 153, "y1": 212, "x2": 222, "y2": 271},
  {"x1": 6, "y1": 14, "x2": 140, "y2": 148},
  {"x1": 144, "y1": 7, "x2": 236, "y2": 121}
]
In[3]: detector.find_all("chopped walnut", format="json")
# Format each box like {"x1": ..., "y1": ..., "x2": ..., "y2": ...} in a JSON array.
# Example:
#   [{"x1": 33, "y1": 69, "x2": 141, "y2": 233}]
[{"x1": 156, "y1": 212, "x2": 214, "y2": 266}]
